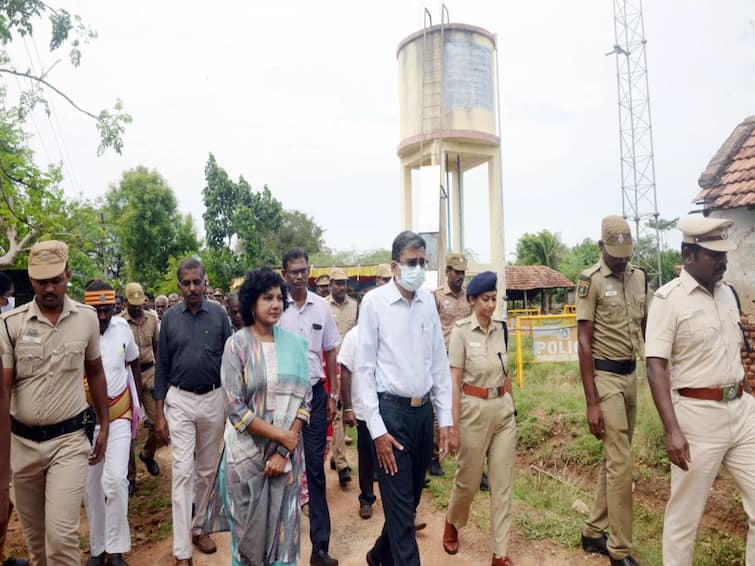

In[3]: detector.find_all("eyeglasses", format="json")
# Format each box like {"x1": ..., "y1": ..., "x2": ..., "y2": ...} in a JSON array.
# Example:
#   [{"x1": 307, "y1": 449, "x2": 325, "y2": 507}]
[
  {"x1": 397, "y1": 258, "x2": 427, "y2": 268},
  {"x1": 286, "y1": 268, "x2": 309, "y2": 277}
]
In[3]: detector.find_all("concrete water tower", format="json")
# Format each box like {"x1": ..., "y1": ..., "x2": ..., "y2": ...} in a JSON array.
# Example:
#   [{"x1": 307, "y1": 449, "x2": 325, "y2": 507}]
[{"x1": 396, "y1": 9, "x2": 505, "y2": 308}]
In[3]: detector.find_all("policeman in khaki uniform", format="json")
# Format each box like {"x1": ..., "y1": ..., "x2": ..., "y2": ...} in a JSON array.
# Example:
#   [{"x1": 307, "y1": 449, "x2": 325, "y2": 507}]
[
  {"x1": 646, "y1": 216, "x2": 755, "y2": 566},
  {"x1": 315, "y1": 274, "x2": 331, "y2": 298},
  {"x1": 443, "y1": 271, "x2": 516, "y2": 566},
  {"x1": 327, "y1": 267, "x2": 358, "y2": 485},
  {"x1": 432, "y1": 253, "x2": 472, "y2": 477},
  {"x1": 120, "y1": 282, "x2": 161, "y2": 487},
  {"x1": 576, "y1": 216, "x2": 649, "y2": 566},
  {"x1": 0, "y1": 240, "x2": 110, "y2": 565}
]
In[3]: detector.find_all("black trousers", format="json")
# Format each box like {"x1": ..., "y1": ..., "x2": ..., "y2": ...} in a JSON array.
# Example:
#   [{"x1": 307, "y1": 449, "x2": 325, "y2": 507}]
[
  {"x1": 357, "y1": 419, "x2": 377, "y2": 507},
  {"x1": 304, "y1": 381, "x2": 331, "y2": 554},
  {"x1": 372, "y1": 396, "x2": 433, "y2": 566}
]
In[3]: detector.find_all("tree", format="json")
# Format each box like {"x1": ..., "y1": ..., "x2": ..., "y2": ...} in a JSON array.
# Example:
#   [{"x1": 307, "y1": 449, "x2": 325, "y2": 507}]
[
  {"x1": 277, "y1": 210, "x2": 324, "y2": 258},
  {"x1": 103, "y1": 166, "x2": 199, "y2": 291},
  {"x1": 558, "y1": 238, "x2": 600, "y2": 282},
  {"x1": 311, "y1": 247, "x2": 390, "y2": 266},
  {"x1": 515, "y1": 230, "x2": 567, "y2": 269},
  {"x1": 0, "y1": 1, "x2": 131, "y2": 155},
  {"x1": 201, "y1": 154, "x2": 284, "y2": 289}
]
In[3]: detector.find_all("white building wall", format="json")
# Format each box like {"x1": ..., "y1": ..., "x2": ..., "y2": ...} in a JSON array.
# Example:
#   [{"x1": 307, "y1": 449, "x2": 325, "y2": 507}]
[{"x1": 711, "y1": 208, "x2": 755, "y2": 317}]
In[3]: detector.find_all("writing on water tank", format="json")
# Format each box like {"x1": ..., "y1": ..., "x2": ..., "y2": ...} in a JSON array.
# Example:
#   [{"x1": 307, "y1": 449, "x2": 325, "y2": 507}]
[{"x1": 443, "y1": 40, "x2": 494, "y2": 111}]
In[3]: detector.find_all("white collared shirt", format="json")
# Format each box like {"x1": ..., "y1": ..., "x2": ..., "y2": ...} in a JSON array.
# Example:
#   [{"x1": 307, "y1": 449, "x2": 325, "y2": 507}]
[
  {"x1": 337, "y1": 325, "x2": 364, "y2": 420},
  {"x1": 355, "y1": 280, "x2": 452, "y2": 439}
]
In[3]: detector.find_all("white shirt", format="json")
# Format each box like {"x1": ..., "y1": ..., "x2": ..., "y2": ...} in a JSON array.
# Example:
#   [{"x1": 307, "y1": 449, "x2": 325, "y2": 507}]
[
  {"x1": 355, "y1": 280, "x2": 452, "y2": 439},
  {"x1": 100, "y1": 317, "x2": 139, "y2": 397},
  {"x1": 337, "y1": 325, "x2": 365, "y2": 420}
]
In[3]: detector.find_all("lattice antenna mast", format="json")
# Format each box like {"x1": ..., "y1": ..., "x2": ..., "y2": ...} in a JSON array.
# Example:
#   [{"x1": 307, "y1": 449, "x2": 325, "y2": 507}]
[{"x1": 608, "y1": 0, "x2": 662, "y2": 287}]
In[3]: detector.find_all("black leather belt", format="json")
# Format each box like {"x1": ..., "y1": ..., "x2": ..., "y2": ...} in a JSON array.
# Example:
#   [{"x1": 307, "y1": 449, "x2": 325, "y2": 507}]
[
  {"x1": 377, "y1": 391, "x2": 431, "y2": 408},
  {"x1": 174, "y1": 382, "x2": 221, "y2": 395},
  {"x1": 594, "y1": 359, "x2": 636, "y2": 375},
  {"x1": 140, "y1": 361, "x2": 155, "y2": 372},
  {"x1": 11, "y1": 410, "x2": 88, "y2": 443}
]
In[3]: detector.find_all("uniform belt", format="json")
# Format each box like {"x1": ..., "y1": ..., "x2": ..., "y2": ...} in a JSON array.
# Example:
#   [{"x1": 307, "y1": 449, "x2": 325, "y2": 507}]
[
  {"x1": 594, "y1": 358, "x2": 636, "y2": 375},
  {"x1": 174, "y1": 382, "x2": 221, "y2": 395},
  {"x1": 462, "y1": 383, "x2": 506, "y2": 399},
  {"x1": 377, "y1": 391, "x2": 431, "y2": 408},
  {"x1": 10, "y1": 410, "x2": 88, "y2": 443},
  {"x1": 140, "y1": 361, "x2": 155, "y2": 372},
  {"x1": 678, "y1": 382, "x2": 744, "y2": 402}
]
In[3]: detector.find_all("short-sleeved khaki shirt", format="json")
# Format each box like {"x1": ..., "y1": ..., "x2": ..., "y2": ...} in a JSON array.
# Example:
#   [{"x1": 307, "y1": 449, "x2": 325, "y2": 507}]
[
  {"x1": 434, "y1": 284, "x2": 473, "y2": 350},
  {"x1": 0, "y1": 296, "x2": 101, "y2": 426},
  {"x1": 645, "y1": 269, "x2": 744, "y2": 389},
  {"x1": 119, "y1": 308, "x2": 158, "y2": 365},
  {"x1": 575, "y1": 259, "x2": 649, "y2": 360},
  {"x1": 328, "y1": 295, "x2": 358, "y2": 341},
  {"x1": 448, "y1": 313, "x2": 508, "y2": 388}
]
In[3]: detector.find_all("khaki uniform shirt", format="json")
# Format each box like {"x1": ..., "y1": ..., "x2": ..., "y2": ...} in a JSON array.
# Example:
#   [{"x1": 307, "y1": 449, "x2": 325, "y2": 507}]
[
  {"x1": 645, "y1": 268, "x2": 744, "y2": 389},
  {"x1": 575, "y1": 258, "x2": 650, "y2": 360},
  {"x1": 119, "y1": 308, "x2": 158, "y2": 365},
  {"x1": 448, "y1": 313, "x2": 508, "y2": 388},
  {"x1": 434, "y1": 284, "x2": 473, "y2": 350},
  {"x1": 0, "y1": 296, "x2": 101, "y2": 426},
  {"x1": 328, "y1": 295, "x2": 358, "y2": 340}
]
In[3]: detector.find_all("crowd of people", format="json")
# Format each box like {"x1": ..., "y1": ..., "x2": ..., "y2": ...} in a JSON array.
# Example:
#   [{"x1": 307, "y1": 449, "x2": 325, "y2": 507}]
[{"x1": 0, "y1": 214, "x2": 753, "y2": 566}]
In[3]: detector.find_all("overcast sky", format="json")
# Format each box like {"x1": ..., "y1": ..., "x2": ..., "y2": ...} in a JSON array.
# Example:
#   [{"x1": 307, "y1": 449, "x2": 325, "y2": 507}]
[{"x1": 8, "y1": 0, "x2": 755, "y2": 262}]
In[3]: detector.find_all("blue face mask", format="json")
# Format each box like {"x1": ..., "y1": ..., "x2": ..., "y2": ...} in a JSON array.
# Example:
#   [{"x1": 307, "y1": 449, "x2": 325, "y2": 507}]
[{"x1": 398, "y1": 264, "x2": 426, "y2": 292}]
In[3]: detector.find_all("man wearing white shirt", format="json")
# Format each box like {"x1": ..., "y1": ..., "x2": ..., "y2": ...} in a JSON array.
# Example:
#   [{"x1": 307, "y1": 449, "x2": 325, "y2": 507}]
[
  {"x1": 83, "y1": 280, "x2": 143, "y2": 566},
  {"x1": 339, "y1": 264, "x2": 393, "y2": 521},
  {"x1": 356, "y1": 232, "x2": 452, "y2": 566}
]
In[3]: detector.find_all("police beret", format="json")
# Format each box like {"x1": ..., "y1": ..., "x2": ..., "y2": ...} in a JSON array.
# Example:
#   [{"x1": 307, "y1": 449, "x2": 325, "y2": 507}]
[{"x1": 467, "y1": 271, "x2": 497, "y2": 298}]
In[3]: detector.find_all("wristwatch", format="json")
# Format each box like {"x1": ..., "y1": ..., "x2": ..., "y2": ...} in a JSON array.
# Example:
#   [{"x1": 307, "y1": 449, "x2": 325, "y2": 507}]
[
  {"x1": 329, "y1": 392, "x2": 340, "y2": 402},
  {"x1": 276, "y1": 444, "x2": 290, "y2": 458}
]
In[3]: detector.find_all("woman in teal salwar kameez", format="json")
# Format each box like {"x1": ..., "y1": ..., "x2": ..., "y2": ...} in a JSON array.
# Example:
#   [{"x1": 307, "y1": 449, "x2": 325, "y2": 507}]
[{"x1": 204, "y1": 268, "x2": 311, "y2": 566}]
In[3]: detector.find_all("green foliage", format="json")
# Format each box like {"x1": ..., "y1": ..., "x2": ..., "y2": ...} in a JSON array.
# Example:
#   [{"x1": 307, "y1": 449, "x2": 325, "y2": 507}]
[
  {"x1": 277, "y1": 209, "x2": 324, "y2": 258},
  {"x1": 201, "y1": 154, "x2": 287, "y2": 289},
  {"x1": 515, "y1": 229, "x2": 567, "y2": 268},
  {"x1": 557, "y1": 238, "x2": 600, "y2": 282},
  {"x1": 0, "y1": 1, "x2": 130, "y2": 155},
  {"x1": 103, "y1": 166, "x2": 199, "y2": 291},
  {"x1": 311, "y1": 247, "x2": 391, "y2": 266}
]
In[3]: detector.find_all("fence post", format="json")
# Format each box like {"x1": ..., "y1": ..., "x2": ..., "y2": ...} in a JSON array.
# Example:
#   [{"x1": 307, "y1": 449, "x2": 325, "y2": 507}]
[{"x1": 516, "y1": 315, "x2": 524, "y2": 388}]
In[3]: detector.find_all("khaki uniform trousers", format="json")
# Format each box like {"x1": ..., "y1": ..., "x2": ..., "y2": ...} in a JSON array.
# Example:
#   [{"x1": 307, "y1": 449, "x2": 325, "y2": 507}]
[
  {"x1": 447, "y1": 392, "x2": 516, "y2": 557},
  {"x1": 332, "y1": 405, "x2": 349, "y2": 471},
  {"x1": 663, "y1": 393, "x2": 755, "y2": 566},
  {"x1": 0, "y1": 485, "x2": 15, "y2": 563},
  {"x1": 584, "y1": 370, "x2": 637, "y2": 560},
  {"x1": 164, "y1": 386, "x2": 225, "y2": 560},
  {"x1": 11, "y1": 429, "x2": 90, "y2": 566}
]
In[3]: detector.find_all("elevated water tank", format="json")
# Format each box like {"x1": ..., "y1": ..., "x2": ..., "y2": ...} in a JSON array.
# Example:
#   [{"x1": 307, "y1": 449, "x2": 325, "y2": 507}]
[{"x1": 397, "y1": 23, "x2": 498, "y2": 158}]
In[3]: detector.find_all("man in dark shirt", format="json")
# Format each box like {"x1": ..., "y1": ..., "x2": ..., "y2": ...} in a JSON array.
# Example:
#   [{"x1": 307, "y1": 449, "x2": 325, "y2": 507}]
[{"x1": 154, "y1": 258, "x2": 231, "y2": 566}]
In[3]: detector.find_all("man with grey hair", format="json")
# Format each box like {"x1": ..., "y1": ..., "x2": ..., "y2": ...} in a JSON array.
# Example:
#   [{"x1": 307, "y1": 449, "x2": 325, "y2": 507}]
[
  {"x1": 154, "y1": 258, "x2": 232, "y2": 565},
  {"x1": 154, "y1": 295, "x2": 169, "y2": 321},
  {"x1": 356, "y1": 231, "x2": 452, "y2": 566}
]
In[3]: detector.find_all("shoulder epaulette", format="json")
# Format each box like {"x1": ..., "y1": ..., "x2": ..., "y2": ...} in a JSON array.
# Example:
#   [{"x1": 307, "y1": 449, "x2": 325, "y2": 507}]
[
  {"x1": 454, "y1": 318, "x2": 471, "y2": 327},
  {"x1": 654, "y1": 277, "x2": 681, "y2": 299},
  {"x1": 635, "y1": 266, "x2": 648, "y2": 294}
]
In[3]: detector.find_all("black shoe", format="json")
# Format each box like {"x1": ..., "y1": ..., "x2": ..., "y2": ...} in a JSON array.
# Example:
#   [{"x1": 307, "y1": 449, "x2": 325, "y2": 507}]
[
  {"x1": 139, "y1": 451, "x2": 160, "y2": 476},
  {"x1": 311, "y1": 549, "x2": 338, "y2": 566},
  {"x1": 428, "y1": 459, "x2": 445, "y2": 476},
  {"x1": 338, "y1": 468, "x2": 351, "y2": 486},
  {"x1": 108, "y1": 554, "x2": 129, "y2": 566},
  {"x1": 4, "y1": 558, "x2": 30, "y2": 566},
  {"x1": 480, "y1": 471, "x2": 489, "y2": 492},
  {"x1": 366, "y1": 548, "x2": 381, "y2": 566},
  {"x1": 581, "y1": 532, "x2": 609, "y2": 556},
  {"x1": 86, "y1": 553, "x2": 106, "y2": 566},
  {"x1": 610, "y1": 555, "x2": 639, "y2": 566},
  {"x1": 128, "y1": 480, "x2": 136, "y2": 497}
]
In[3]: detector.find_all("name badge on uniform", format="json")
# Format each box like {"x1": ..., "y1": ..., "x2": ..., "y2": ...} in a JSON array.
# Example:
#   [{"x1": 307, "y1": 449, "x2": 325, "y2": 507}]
[
  {"x1": 469, "y1": 341, "x2": 481, "y2": 347},
  {"x1": 605, "y1": 290, "x2": 618, "y2": 297},
  {"x1": 22, "y1": 334, "x2": 41, "y2": 344}
]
